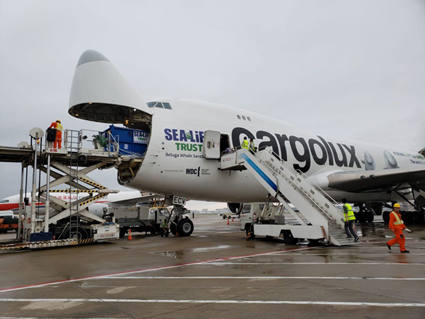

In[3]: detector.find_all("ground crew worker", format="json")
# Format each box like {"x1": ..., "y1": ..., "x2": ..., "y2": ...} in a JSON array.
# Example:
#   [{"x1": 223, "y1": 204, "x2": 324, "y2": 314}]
[
  {"x1": 249, "y1": 138, "x2": 256, "y2": 153},
  {"x1": 342, "y1": 199, "x2": 359, "y2": 242},
  {"x1": 242, "y1": 137, "x2": 249, "y2": 150},
  {"x1": 160, "y1": 218, "x2": 169, "y2": 237},
  {"x1": 55, "y1": 120, "x2": 63, "y2": 149},
  {"x1": 386, "y1": 203, "x2": 411, "y2": 253},
  {"x1": 46, "y1": 122, "x2": 57, "y2": 148}
]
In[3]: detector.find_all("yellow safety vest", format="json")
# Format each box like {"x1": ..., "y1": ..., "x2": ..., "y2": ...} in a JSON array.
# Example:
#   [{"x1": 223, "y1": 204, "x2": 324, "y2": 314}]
[
  {"x1": 343, "y1": 203, "x2": 356, "y2": 222},
  {"x1": 242, "y1": 140, "x2": 249, "y2": 150},
  {"x1": 391, "y1": 211, "x2": 404, "y2": 226},
  {"x1": 249, "y1": 141, "x2": 255, "y2": 151}
]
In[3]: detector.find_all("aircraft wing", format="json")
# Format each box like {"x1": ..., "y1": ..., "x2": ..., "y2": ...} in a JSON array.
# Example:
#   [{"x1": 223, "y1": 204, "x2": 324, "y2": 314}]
[{"x1": 327, "y1": 168, "x2": 425, "y2": 192}]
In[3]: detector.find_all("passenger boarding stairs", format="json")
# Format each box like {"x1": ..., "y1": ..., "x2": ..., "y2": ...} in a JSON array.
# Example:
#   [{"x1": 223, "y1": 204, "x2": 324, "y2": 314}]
[{"x1": 220, "y1": 149, "x2": 352, "y2": 246}]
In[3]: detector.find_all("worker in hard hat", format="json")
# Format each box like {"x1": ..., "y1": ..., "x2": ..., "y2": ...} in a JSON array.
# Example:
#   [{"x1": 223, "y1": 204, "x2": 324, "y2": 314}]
[
  {"x1": 249, "y1": 138, "x2": 256, "y2": 153},
  {"x1": 241, "y1": 136, "x2": 249, "y2": 150},
  {"x1": 55, "y1": 120, "x2": 63, "y2": 149},
  {"x1": 342, "y1": 199, "x2": 359, "y2": 242},
  {"x1": 47, "y1": 121, "x2": 58, "y2": 149},
  {"x1": 386, "y1": 203, "x2": 412, "y2": 253}
]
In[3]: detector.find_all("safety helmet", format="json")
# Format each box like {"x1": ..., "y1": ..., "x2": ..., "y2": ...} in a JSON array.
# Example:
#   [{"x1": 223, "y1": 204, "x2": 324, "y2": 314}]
[{"x1": 393, "y1": 203, "x2": 401, "y2": 208}]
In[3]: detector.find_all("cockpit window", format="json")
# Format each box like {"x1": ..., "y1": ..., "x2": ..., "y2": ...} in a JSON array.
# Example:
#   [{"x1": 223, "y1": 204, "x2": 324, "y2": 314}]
[{"x1": 147, "y1": 101, "x2": 172, "y2": 109}]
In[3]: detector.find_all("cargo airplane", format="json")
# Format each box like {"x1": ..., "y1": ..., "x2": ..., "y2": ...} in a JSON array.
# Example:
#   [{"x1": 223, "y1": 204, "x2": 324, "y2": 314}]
[{"x1": 68, "y1": 50, "x2": 425, "y2": 230}]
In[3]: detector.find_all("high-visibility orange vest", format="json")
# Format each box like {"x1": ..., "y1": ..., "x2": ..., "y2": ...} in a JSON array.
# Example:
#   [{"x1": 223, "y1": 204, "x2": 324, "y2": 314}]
[{"x1": 389, "y1": 211, "x2": 405, "y2": 230}]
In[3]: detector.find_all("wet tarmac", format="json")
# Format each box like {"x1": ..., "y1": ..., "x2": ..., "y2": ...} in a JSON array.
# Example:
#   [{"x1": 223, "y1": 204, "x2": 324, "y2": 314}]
[{"x1": 0, "y1": 215, "x2": 424, "y2": 318}]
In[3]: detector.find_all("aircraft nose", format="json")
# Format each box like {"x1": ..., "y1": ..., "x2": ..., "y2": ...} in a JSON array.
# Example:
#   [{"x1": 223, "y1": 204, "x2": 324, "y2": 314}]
[{"x1": 77, "y1": 50, "x2": 109, "y2": 66}]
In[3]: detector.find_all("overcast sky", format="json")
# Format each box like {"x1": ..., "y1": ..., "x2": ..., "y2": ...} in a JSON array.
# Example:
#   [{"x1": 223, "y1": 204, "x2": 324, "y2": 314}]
[{"x1": 0, "y1": 0, "x2": 424, "y2": 209}]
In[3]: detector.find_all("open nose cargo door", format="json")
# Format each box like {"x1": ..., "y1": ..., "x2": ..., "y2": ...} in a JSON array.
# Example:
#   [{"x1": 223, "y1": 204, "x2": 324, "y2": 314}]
[{"x1": 68, "y1": 50, "x2": 153, "y2": 183}]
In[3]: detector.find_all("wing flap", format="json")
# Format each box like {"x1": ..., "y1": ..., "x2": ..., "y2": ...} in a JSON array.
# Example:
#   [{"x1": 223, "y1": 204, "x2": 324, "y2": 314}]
[{"x1": 327, "y1": 168, "x2": 425, "y2": 192}]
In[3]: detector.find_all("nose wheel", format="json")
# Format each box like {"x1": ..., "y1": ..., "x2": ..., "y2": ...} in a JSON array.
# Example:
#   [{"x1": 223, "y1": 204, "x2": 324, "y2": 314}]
[
  {"x1": 169, "y1": 204, "x2": 194, "y2": 237},
  {"x1": 170, "y1": 217, "x2": 194, "y2": 236},
  {"x1": 178, "y1": 217, "x2": 194, "y2": 236}
]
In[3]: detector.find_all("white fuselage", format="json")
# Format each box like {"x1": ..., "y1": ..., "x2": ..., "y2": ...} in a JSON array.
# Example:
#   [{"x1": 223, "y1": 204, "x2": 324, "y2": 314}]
[{"x1": 124, "y1": 99, "x2": 425, "y2": 203}]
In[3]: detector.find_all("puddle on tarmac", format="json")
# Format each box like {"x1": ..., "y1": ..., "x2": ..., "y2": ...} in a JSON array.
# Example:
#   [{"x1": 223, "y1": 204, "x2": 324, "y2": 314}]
[
  {"x1": 192, "y1": 245, "x2": 231, "y2": 253},
  {"x1": 22, "y1": 301, "x2": 82, "y2": 311},
  {"x1": 107, "y1": 286, "x2": 135, "y2": 294},
  {"x1": 155, "y1": 250, "x2": 185, "y2": 259}
]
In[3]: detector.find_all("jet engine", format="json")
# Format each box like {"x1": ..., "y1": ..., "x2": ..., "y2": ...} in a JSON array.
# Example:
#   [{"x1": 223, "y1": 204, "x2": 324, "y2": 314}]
[{"x1": 227, "y1": 203, "x2": 242, "y2": 214}]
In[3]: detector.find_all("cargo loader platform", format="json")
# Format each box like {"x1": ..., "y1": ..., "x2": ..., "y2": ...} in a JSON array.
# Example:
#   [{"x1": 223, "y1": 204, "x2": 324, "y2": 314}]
[{"x1": 0, "y1": 126, "x2": 148, "y2": 250}]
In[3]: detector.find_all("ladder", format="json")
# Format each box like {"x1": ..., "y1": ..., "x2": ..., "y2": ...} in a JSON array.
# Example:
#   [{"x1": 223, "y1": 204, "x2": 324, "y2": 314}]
[
  {"x1": 68, "y1": 130, "x2": 80, "y2": 239},
  {"x1": 220, "y1": 149, "x2": 353, "y2": 246}
]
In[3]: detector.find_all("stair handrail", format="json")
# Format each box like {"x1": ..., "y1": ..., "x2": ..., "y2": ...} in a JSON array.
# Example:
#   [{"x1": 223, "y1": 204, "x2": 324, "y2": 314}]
[
  {"x1": 237, "y1": 148, "x2": 308, "y2": 224},
  {"x1": 295, "y1": 169, "x2": 339, "y2": 205},
  {"x1": 256, "y1": 148, "x2": 342, "y2": 223},
  {"x1": 294, "y1": 169, "x2": 345, "y2": 226},
  {"x1": 261, "y1": 148, "x2": 339, "y2": 206}
]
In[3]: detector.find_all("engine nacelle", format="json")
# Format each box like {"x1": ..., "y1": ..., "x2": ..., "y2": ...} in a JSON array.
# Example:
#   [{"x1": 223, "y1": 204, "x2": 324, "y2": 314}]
[{"x1": 227, "y1": 203, "x2": 242, "y2": 214}]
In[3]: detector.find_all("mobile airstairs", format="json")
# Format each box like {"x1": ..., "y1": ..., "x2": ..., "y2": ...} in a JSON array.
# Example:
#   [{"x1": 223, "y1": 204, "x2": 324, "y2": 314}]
[{"x1": 220, "y1": 149, "x2": 354, "y2": 246}]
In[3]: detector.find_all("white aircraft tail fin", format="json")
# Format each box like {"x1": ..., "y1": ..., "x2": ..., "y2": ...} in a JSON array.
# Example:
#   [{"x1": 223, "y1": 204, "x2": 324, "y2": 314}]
[{"x1": 68, "y1": 50, "x2": 152, "y2": 125}]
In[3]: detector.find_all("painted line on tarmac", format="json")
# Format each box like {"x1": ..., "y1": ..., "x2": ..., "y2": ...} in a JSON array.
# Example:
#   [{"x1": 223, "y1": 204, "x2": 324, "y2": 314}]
[
  {"x1": 103, "y1": 276, "x2": 425, "y2": 281},
  {"x1": 0, "y1": 298, "x2": 424, "y2": 307},
  {"x1": 204, "y1": 262, "x2": 425, "y2": 265},
  {"x1": 0, "y1": 318, "x2": 124, "y2": 319},
  {"x1": 264, "y1": 255, "x2": 425, "y2": 257},
  {"x1": 0, "y1": 246, "x2": 311, "y2": 293}
]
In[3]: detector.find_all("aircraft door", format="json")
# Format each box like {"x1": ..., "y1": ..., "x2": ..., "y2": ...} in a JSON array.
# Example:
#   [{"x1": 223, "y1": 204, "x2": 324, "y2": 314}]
[{"x1": 203, "y1": 130, "x2": 221, "y2": 159}]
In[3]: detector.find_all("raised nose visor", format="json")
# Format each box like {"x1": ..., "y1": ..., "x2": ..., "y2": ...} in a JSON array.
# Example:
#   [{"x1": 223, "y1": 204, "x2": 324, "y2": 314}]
[{"x1": 69, "y1": 50, "x2": 152, "y2": 128}]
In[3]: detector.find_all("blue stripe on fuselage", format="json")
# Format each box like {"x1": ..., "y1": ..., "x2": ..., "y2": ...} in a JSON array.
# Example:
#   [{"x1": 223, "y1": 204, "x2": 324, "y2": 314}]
[{"x1": 241, "y1": 153, "x2": 277, "y2": 192}]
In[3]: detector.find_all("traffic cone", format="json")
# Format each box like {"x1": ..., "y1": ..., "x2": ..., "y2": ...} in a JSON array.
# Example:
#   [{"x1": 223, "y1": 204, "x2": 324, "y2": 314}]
[
  {"x1": 128, "y1": 229, "x2": 132, "y2": 240},
  {"x1": 227, "y1": 218, "x2": 230, "y2": 225}
]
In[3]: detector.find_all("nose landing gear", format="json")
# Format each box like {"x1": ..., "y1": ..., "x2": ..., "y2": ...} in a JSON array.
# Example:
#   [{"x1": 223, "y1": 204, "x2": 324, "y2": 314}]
[{"x1": 169, "y1": 204, "x2": 194, "y2": 237}]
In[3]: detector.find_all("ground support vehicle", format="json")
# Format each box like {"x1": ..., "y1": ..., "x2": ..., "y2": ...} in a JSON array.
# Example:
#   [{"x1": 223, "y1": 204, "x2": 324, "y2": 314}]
[
  {"x1": 240, "y1": 202, "x2": 348, "y2": 245},
  {"x1": 113, "y1": 205, "x2": 170, "y2": 238}
]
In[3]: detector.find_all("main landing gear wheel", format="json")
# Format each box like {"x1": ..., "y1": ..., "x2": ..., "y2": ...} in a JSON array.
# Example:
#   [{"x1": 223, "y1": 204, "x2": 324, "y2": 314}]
[{"x1": 177, "y1": 218, "x2": 194, "y2": 237}]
